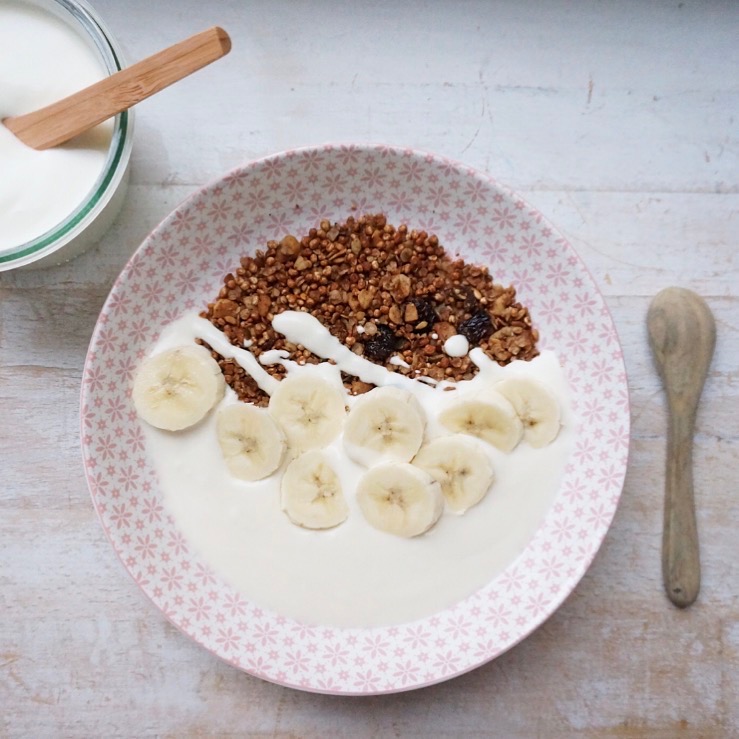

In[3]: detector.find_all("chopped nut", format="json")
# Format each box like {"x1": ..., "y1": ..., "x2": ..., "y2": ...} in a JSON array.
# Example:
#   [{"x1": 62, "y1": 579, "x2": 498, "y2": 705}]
[
  {"x1": 492, "y1": 294, "x2": 509, "y2": 314},
  {"x1": 404, "y1": 302, "x2": 419, "y2": 323},
  {"x1": 257, "y1": 294, "x2": 271, "y2": 317},
  {"x1": 211, "y1": 298, "x2": 240, "y2": 319},
  {"x1": 279, "y1": 234, "x2": 301, "y2": 257},
  {"x1": 388, "y1": 273, "x2": 411, "y2": 302},
  {"x1": 351, "y1": 380, "x2": 374, "y2": 395},
  {"x1": 358, "y1": 288, "x2": 375, "y2": 310},
  {"x1": 388, "y1": 304, "x2": 403, "y2": 324},
  {"x1": 434, "y1": 321, "x2": 456, "y2": 341},
  {"x1": 294, "y1": 256, "x2": 311, "y2": 271}
]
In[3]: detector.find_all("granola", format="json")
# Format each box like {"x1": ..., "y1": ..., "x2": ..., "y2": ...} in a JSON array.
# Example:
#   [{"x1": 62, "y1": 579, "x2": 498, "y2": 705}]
[{"x1": 199, "y1": 214, "x2": 539, "y2": 406}]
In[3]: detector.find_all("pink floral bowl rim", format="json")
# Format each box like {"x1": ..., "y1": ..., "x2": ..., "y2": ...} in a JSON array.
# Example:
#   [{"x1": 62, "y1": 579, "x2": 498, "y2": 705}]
[{"x1": 80, "y1": 143, "x2": 630, "y2": 695}]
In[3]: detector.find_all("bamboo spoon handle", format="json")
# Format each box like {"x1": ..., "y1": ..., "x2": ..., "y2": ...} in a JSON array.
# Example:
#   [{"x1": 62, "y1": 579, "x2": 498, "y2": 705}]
[
  {"x1": 663, "y1": 398, "x2": 701, "y2": 607},
  {"x1": 4, "y1": 26, "x2": 231, "y2": 150}
]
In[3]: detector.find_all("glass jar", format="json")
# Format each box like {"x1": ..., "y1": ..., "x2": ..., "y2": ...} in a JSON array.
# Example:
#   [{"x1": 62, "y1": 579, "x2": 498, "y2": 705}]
[{"x1": 0, "y1": 0, "x2": 134, "y2": 271}]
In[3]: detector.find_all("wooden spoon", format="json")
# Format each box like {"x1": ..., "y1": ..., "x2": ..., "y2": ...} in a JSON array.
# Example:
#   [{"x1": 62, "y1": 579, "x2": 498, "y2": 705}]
[
  {"x1": 3, "y1": 26, "x2": 231, "y2": 150},
  {"x1": 647, "y1": 287, "x2": 715, "y2": 608}
]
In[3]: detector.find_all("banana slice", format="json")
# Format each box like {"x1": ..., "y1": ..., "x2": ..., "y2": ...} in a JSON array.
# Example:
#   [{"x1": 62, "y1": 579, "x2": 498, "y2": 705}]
[
  {"x1": 495, "y1": 377, "x2": 561, "y2": 447},
  {"x1": 413, "y1": 435, "x2": 495, "y2": 513},
  {"x1": 268, "y1": 374, "x2": 346, "y2": 452},
  {"x1": 438, "y1": 391, "x2": 523, "y2": 452},
  {"x1": 343, "y1": 386, "x2": 426, "y2": 467},
  {"x1": 281, "y1": 450, "x2": 348, "y2": 529},
  {"x1": 216, "y1": 403, "x2": 286, "y2": 481},
  {"x1": 356, "y1": 463, "x2": 444, "y2": 538},
  {"x1": 132, "y1": 344, "x2": 225, "y2": 431}
]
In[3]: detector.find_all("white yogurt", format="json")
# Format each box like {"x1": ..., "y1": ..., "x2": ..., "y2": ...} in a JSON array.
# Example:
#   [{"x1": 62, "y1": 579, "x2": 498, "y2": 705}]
[
  {"x1": 143, "y1": 312, "x2": 575, "y2": 628},
  {"x1": 389, "y1": 354, "x2": 411, "y2": 368},
  {"x1": 443, "y1": 334, "x2": 470, "y2": 357},
  {"x1": 0, "y1": 1, "x2": 113, "y2": 253}
]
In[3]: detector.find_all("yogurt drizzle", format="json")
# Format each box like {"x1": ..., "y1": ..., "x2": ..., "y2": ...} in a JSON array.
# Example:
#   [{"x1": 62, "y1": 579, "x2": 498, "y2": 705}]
[{"x1": 191, "y1": 311, "x2": 506, "y2": 402}]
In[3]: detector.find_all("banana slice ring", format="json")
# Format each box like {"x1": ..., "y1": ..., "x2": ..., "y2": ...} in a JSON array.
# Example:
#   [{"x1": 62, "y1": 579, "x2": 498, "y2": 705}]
[{"x1": 132, "y1": 344, "x2": 225, "y2": 431}]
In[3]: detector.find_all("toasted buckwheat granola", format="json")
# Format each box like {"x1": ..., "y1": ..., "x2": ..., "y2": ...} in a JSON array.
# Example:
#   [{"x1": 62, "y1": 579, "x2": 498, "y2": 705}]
[{"x1": 199, "y1": 214, "x2": 539, "y2": 406}]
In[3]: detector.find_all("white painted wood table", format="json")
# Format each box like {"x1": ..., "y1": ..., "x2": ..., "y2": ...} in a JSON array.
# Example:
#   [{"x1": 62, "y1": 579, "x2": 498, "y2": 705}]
[{"x1": 1, "y1": 1, "x2": 737, "y2": 736}]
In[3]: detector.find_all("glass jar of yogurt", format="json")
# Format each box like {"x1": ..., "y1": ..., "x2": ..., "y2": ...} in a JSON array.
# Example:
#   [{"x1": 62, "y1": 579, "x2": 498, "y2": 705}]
[{"x1": 0, "y1": 0, "x2": 133, "y2": 271}]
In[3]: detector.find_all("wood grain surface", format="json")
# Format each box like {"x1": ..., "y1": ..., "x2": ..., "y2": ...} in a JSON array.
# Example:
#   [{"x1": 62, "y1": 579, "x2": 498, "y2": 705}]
[{"x1": 1, "y1": 1, "x2": 737, "y2": 737}]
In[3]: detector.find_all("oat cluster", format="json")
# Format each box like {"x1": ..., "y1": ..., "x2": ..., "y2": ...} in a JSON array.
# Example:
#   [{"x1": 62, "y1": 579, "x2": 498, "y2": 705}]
[{"x1": 199, "y1": 214, "x2": 539, "y2": 406}]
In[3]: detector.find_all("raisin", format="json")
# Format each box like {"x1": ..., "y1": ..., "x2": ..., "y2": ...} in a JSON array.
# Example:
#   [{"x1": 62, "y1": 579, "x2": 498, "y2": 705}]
[
  {"x1": 364, "y1": 324, "x2": 403, "y2": 362},
  {"x1": 450, "y1": 285, "x2": 480, "y2": 314},
  {"x1": 463, "y1": 290, "x2": 480, "y2": 314},
  {"x1": 409, "y1": 298, "x2": 437, "y2": 333},
  {"x1": 458, "y1": 311, "x2": 493, "y2": 344}
]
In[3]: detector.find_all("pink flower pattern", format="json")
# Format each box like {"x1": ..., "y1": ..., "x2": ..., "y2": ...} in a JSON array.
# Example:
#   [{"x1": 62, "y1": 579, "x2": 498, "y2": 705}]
[{"x1": 80, "y1": 144, "x2": 629, "y2": 695}]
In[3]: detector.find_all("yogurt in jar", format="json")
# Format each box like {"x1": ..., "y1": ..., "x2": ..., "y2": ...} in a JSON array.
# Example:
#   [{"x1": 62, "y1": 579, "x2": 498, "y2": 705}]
[{"x1": 0, "y1": 1, "x2": 113, "y2": 254}]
